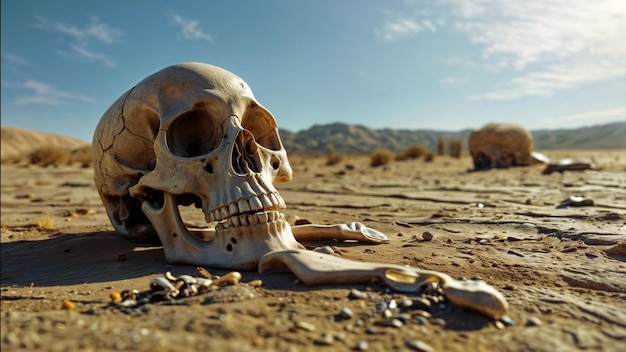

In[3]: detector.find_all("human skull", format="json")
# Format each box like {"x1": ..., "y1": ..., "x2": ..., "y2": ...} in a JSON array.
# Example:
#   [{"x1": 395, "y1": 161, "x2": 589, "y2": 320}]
[
  {"x1": 93, "y1": 62, "x2": 301, "y2": 270},
  {"x1": 468, "y1": 123, "x2": 538, "y2": 170}
]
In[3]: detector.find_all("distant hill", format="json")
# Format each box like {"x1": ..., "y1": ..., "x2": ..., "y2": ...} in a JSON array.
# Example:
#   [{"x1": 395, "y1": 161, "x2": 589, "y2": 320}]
[
  {"x1": 2, "y1": 121, "x2": 623, "y2": 162},
  {"x1": 0, "y1": 127, "x2": 90, "y2": 161},
  {"x1": 280, "y1": 121, "x2": 625, "y2": 155}
]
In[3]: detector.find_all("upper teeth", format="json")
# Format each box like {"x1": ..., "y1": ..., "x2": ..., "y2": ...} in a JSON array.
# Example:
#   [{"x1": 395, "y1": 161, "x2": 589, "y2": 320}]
[
  {"x1": 214, "y1": 211, "x2": 285, "y2": 231},
  {"x1": 206, "y1": 191, "x2": 286, "y2": 223}
]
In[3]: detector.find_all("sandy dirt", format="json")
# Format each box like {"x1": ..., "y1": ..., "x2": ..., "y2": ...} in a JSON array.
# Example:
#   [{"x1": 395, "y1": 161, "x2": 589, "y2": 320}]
[{"x1": 2, "y1": 151, "x2": 625, "y2": 351}]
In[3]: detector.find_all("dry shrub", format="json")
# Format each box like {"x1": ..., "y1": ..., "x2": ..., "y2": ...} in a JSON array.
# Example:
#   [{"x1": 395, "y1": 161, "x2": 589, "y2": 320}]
[
  {"x1": 397, "y1": 144, "x2": 427, "y2": 161},
  {"x1": 23, "y1": 145, "x2": 93, "y2": 167},
  {"x1": 370, "y1": 148, "x2": 394, "y2": 167},
  {"x1": 71, "y1": 145, "x2": 93, "y2": 167},
  {"x1": 326, "y1": 145, "x2": 344, "y2": 166},
  {"x1": 35, "y1": 215, "x2": 55, "y2": 229},
  {"x1": 448, "y1": 138, "x2": 463, "y2": 159},
  {"x1": 424, "y1": 152, "x2": 434, "y2": 162},
  {"x1": 28, "y1": 146, "x2": 72, "y2": 167},
  {"x1": 437, "y1": 137, "x2": 445, "y2": 155}
]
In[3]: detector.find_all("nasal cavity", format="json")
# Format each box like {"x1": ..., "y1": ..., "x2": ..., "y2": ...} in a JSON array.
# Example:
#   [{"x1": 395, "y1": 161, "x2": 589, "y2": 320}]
[{"x1": 232, "y1": 130, "x2": 262, "y2": 175}]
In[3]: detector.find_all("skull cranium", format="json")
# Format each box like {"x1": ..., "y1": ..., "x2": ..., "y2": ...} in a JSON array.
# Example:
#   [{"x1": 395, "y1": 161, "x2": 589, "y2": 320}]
[{"x1": 93, "y1": 62, "x2": 300, "y2": 270}]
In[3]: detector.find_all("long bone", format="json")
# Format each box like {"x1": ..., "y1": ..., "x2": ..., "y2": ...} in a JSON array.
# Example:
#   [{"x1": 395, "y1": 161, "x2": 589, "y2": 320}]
[{"x1": 259, "y1": 249, "x2": 509, "y2": 319}]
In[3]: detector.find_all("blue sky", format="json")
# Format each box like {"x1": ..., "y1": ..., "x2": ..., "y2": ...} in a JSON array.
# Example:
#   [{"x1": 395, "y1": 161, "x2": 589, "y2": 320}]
[{"x1": 2, "y1": 0, "x2": 625, "y2": 142}]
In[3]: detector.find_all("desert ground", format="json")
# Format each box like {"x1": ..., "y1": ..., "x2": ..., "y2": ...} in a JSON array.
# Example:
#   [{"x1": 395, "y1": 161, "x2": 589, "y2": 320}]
[{"x1": 1, "y1": 150, "x2": 625, "y2": 351}]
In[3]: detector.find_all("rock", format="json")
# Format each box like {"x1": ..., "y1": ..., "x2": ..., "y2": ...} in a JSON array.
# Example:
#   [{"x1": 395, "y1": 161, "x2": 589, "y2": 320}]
[
  {"x1": 355, "y1": 340, "x2": 369, "y2": 351},
  {"x1": 338, "y1": 307, "x2": 354, "y2": 320},
  {"x1": 349, "y1": 289, "x2": 368, "y2": 300},
  {"x1": 313, "y1": 246, "x2": 334, "y2": 254},
  {"x1": 422, "y1": 231, "x2": 434, "y2": 241},
  {"x1": 313, "y1": 333, "x2": 334, "y2": 346},
  {"x1": 405, "y1": 339, "x2": 435, "y2": 352},
  {"x1": 526, "y1": 317, "x2": 543, "y2": 327},
  {"x1": 605, "y1": 242, "x2": 626, "y2": 256}
]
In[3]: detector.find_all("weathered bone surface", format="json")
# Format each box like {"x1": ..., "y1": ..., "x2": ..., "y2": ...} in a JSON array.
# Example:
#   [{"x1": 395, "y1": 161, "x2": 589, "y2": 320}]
[
  {"x1": 259, "y1": 249, "x2": 509, "y2": 319},
  {"x1": 93, "y1": 62, "x2": 508, "y2": 318},
  {"x1": 469, "y1": 123, "x2": 547, "y2": 170}
]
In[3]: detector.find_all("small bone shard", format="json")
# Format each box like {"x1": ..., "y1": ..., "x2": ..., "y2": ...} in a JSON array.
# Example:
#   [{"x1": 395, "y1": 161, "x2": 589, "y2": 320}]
[
  {"x1": 291, "y1": 222, "x2": 389, "y2": 243},
  {"x1": 542, "y1": 159, "x2": 596, "y2": 175},
  {"x1": 259, "y1": 249, "x2": 509, "y2": 319}
]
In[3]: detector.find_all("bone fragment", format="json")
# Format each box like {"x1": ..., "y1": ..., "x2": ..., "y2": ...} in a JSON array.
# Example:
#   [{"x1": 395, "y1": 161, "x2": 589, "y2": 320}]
[
  {"x1": 259, "y1": 249, "x2": 508, "y2": 319},
  {"x1": 291, "y1": 222, "x2": 389, "y2": 243},
  {"x1": 213, "y1": 271, "x2": 242, "y2": 287}
]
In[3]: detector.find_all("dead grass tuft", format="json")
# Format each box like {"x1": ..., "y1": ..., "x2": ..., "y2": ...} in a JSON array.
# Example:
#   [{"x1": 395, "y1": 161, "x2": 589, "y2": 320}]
[
  {"x1": 35, "y1": 215, "x2": 55, "y2": 229},
  {"x1": 25, "y1": 145, "x2": 93, "y2": 167},
  {"x1": 370, "y1": 148, "x2": 394, "y2": 167}
]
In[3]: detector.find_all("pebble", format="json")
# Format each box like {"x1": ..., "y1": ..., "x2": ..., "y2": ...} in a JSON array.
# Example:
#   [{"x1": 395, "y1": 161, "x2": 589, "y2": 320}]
[
  {"x1": 349, "y1": 289, "x2": 368, "y2": 300},
  {"x1": 313, "y1": 246, "x2": 335, "y2": 254},
  {"x1": 413, "y1": 316, "x2": 428, "y2": 325},
  {"x1": 314, "y1": 333, "x2": 334, "y2": 346},
  {"x1": 355, "y1": 340, "x2": 369, "y2": 351},
  {"x1": 375, "y1": 318, "x2": 403, "y2": 328},
  {"x1": 338, "y1": 307, "x2": 354, "y2": 320},
  {"x1": 422, "y1": 231, "x2": 434, "y2": 241},
  {"x1": 365, "y1": 327, "x2": 379, "y2": 335},
  {"x1": 405, "y1": 340, "x2": 435, "y2": 352},
  {"x1": 446, "y1": 238, "x2": 455, "y2": 244},
  {"x1": 500, "y1": 315, "x2": 515, "y2": 327},
  {"x1": 526, "y1": 317, "x2": 543, "y2": 327},
  {"x1": 295, "y1": 321, "x2": 316, "y2": 332},
  {"x1": 430, "y1": 318, "x2": 446, "y2": 326},
  {"x1": 61, "y1": 300, "x2": 75, "y2": 310},
  {"x1": 388, "y1": 299, "x2": 398, "y2": 310}
]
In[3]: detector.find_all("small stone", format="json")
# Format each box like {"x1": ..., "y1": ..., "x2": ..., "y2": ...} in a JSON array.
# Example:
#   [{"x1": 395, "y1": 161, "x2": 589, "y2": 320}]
[
  {"x1": 110, "y1": 292, "x2": 122, "y2": 304},
  {"x1": 396, "y1": 313, "x2": 412, "y2": 323},
  {"x1": 355, "y1": 340, "x2": 369, "y2": 351},
  {"x1": 401, "y1": 299, "x2": 413, "y2": 308},
  {"x1": 405, "y1": 340, "x2": 435, "y2": 352},
  {"x1": 494, "y1": 320, "x2": 505, "y2": 329},
  {"x1": 338, "y1": 307, "x2": 354, "y2": 320},
  {"x1": 430, "y1": 318, "x2": 446, "y2": 326},
  {"x1": 500, "y1": 315, "x2": 515, "y2": 326},
  {"x1": 412, "y1": 310, "x2": 431, "y2": 319},
  {"x1": 375, "y1": 319, "x2": 403, "y2": 328},
  {"x1": 61, "y1": 300, "x2": 75, "y2": 310},
  {"x1": 313, "y1": 246, "x2": 335, "y2": 254},
  {"x1": 295, "y1": 321, "x2": 316, "y2": 331},
  {"x1": 446, "y1": 238, "x2": 455, "y2": 244},
  {"x1": 195, "y1": 267, "x2": 212, "y2": 279},
  {"x1": 525, "y1": 317, "x2": 543, "y2": 327},
  {"x1": 314, "y1": 333, "x2": 334, "y2": 346},
  {"x1": 422, "y1": 231, "x2": 434, "y2": 241},
  {"x1": 388, "y1": 299, "x2": 398, "y2": 310},
  {"x1": 349, "y1": 289, "x2": 368, "y2": 300},
  {"x1": 247, "y1": 279, "x2": 263, "y2": 287},
  {"x1": 380, "y1": 309, "x2": 391, "y2": 318},
  {"x1": 365, "y1": 327, "x2": 379, "y2": 335},
  {"x1": 294, "y1": 218, "x2": 313, "y2": 225},
  {"x1": 413, "y1": 316, "x2": 428, "y2": 325}
]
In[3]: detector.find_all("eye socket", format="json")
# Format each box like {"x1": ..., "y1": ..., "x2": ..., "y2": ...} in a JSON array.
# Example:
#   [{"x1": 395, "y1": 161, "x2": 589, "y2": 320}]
[
  {"x1": 241, "y1": 103, "x2": 281, "y2": 151},
  {"x1": 167, "y1": 109, "x2": 223, "y2": 157}
]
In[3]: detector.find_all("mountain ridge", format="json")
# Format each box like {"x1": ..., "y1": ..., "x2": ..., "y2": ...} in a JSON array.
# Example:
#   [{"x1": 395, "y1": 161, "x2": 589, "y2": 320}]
[{"x1": 279, "y1": 121, "x2": 625, "y2": 155}]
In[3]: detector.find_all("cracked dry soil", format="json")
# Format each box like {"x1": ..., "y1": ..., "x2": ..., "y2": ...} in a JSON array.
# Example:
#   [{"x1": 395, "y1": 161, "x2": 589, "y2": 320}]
[{"x1": 2, "y1": 151, "x2": 625, "y2": 352}]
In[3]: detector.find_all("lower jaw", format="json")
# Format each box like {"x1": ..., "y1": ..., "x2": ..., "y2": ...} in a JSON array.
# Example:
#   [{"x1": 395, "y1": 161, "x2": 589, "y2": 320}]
[{"x1": 206, "y1": 218, "x2": 303, "y2": 270}]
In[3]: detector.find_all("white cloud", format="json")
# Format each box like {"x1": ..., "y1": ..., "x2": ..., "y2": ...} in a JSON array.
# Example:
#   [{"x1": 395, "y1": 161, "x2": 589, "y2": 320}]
[
  {"x1": 12, "y1": 80, "x2": 94, "y2": 106},
  {"x1": 543, "y1": 107, "x2": 625, "y2": 124},
  {"x1": 1, "y1": 53, "x2": 30, "y2": 67},
  {"x1": 172, "y1": 14, "x2": 213, "y2": 42},
  {"x1": 446, "y1": 0, "x2": 626, "y2": 99},
  {"x1": 377, "y1": 18, "x2": 437, "y2": 41},
  {"x1": 33, "y1": 16, "x2": 121, "y2": 67}
]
